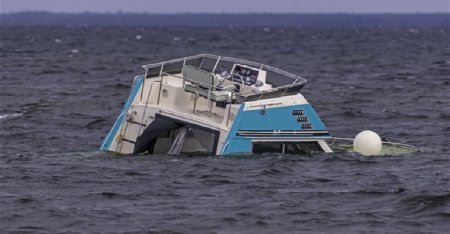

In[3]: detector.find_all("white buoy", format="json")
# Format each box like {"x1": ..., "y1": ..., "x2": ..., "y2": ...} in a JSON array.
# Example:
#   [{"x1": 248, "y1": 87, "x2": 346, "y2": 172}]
[{"x1": 353, "y1": 130, "x2": 382, "y2": 156}]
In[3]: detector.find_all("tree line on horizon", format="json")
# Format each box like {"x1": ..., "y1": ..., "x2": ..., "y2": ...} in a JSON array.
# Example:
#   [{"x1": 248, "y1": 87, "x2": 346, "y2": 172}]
[{"x1": 1, "y1": 12, "x2": 448, "y2": 27}]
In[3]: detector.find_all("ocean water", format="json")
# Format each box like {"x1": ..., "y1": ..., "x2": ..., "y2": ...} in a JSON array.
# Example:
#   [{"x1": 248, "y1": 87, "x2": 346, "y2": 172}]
[{"x1": 0, "y1": 26, "x2": 449, "y2": 233}]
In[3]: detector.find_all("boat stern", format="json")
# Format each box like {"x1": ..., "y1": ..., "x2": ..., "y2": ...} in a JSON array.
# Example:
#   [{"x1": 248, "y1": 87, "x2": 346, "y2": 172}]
[{"x1": 221, "y1": 94, "x2": 332, "y2": 155}]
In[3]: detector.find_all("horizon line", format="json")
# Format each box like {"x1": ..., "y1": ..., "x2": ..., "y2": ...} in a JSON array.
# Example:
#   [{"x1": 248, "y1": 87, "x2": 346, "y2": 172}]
[{"x1": 2, "y1": 11, "x2": 449, "y2": 15}]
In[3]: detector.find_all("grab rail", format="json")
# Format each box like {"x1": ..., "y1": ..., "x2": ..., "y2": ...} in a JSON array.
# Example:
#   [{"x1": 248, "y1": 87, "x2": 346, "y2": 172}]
[
  {"x1": 157, "y1": 70, "x2": 305, "y2": 103},
  {"x1": 143, "y1": 54, "x2": 307, "y2": 84}
]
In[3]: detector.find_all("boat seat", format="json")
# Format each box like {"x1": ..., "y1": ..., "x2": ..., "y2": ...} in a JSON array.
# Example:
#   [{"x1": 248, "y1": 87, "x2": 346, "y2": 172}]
[
  {"x1": 184, "y1": 84, "x2": 231, "y2": 102},
  {"x1": 183, "y1": 65, "x2": 235, "y2": 102}
]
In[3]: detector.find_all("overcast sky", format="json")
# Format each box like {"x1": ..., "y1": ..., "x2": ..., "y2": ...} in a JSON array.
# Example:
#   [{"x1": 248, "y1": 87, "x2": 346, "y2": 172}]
[{"x1": 1, "y1": 0, "x2": 449, "y2": 13}]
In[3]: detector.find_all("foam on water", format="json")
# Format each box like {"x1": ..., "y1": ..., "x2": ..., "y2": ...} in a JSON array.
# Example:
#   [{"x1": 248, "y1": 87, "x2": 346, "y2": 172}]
[{"x1": 0, "y1": 112, "x2": 23, "y2": 120}]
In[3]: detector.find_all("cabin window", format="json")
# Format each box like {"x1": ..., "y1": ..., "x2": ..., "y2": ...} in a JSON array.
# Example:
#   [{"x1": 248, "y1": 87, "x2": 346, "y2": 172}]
[
  {"x1": 252, "y1": 142, "x2": 323, "y2": 154},
  {"x1": 284, "y1": 142, "x2": 322, "y2": 154},
  {"x1": 252, "y1": 142, "x2": 283, "y2": 154}
]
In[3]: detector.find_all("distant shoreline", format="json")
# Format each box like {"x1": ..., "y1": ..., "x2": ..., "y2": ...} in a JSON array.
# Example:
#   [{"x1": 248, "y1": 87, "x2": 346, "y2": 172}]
[{"x1": 1, "y1": 12, "x2": 449, "y2": 27}]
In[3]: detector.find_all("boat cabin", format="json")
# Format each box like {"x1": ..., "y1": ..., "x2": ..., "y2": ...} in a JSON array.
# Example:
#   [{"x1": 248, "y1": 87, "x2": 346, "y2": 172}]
[{"x1": 101, "y1": 54, "x2": 332, "y2": 155}]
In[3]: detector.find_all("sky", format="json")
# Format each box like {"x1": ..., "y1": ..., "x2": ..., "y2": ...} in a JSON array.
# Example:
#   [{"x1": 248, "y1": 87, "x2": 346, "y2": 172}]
[{"x1": 1, "y1": 0, "x2": 449, "y2": 14}]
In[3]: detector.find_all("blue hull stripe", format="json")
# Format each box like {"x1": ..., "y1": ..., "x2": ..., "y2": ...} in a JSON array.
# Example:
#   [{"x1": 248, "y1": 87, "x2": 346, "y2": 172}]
[{"x1": 100, "y1": 76, "x2": 144, "y2": 151}]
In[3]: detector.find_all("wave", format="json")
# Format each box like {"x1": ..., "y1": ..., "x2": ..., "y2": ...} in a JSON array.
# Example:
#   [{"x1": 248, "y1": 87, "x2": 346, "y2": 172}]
[{"x1": 0, "y1": 112, "x2": 23, "y2": 121}]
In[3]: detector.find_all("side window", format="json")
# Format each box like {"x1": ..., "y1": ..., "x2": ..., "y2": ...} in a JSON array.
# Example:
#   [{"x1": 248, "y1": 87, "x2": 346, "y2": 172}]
[
  {"x1": 252, "y1": 142, "x2": 283, "y2": 154},
  {"x1": 284, "y1": 143, "x2": 303, "y2": 154},
  {"x1": 252, "y1": 142, "x2": 323, "y2": 154},
  {"x1": 284, "y1": 142, "x2": 322, "y2": 155}
]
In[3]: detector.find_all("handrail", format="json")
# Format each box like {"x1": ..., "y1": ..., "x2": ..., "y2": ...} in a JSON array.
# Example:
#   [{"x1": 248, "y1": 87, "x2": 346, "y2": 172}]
[
  {"x1": 116, "y1": 75, "x2": 143, "y2": 152},
  {"x1": 212, "y1": 56, "x2": 221, "y2": 73},
  {"x1": 142, "y1": 54, "x2": 307, "y2": 84},
  {"x1": 156, "y1": 63, "x2": 165, "y2": 105},
  {"x1": 159, "y1": 70, "x2": 304, "y2": 103},
  {"x1": 137, "y1": 80, "x2": 159, "y2": 137},
  {"x1": 237, "y1": 78, "x2": 306, "y2": 101}
]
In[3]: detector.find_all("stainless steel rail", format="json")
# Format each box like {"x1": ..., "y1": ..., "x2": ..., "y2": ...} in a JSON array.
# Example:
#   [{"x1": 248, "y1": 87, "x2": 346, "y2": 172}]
[{"x1": 142, "y1": 54, "x2": 307, "y2": 85}]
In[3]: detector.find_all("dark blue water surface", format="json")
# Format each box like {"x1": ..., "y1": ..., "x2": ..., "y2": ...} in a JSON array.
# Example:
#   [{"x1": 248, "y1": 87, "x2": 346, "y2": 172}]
[{"x1": 1, "y1": 26, "x2": 449, "y2": 233}]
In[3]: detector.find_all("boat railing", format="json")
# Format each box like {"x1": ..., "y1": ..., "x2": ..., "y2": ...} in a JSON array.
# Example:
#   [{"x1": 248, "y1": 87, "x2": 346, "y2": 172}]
[
  {"x1": 155, "y1": 67, "x2": 304, "y2": 109},
  {"x1": 142, "y1": 54, "x2": 308, "y2": 102},
  {"x1": 153, "y1": 65, "x2": 306, "y2": 106},
  {"x1": 237, "y1": 76, "x2": 306, "y2": 102},
  {"x1": 142, "y1": 54, "x2": 307, "y2": 86}
]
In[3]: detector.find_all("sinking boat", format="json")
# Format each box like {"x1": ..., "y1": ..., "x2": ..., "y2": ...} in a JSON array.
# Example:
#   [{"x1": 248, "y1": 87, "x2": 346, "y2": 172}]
[{"x1": 101, "y1": 54, "x2": 333, "y2": 155}]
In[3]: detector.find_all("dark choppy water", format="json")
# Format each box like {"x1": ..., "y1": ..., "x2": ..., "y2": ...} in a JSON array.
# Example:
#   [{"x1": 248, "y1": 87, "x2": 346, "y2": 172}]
[{"x1": 1, "y1": 26, "x2": 449, "y2": 233}]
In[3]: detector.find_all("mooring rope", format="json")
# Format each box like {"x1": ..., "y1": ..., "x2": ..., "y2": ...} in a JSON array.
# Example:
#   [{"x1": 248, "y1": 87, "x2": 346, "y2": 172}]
[{"x1": 330, "y1": 137, "x2": 415, "y2": 148}]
